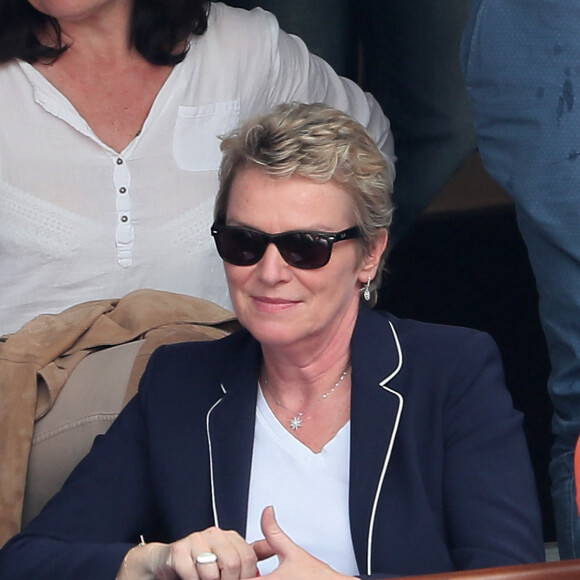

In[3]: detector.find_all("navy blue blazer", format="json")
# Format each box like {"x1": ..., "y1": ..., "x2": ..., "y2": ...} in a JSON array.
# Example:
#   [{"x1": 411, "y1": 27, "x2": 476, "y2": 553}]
[{"x1": 0, "y1": 307, "x2": 544, "y2": 579}]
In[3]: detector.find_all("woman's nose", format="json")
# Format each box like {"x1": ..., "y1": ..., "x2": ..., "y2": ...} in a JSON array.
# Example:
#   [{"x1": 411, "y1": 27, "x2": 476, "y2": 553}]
[{"x1": 255, "y1": 242, "x2": 292, "y2": 283}]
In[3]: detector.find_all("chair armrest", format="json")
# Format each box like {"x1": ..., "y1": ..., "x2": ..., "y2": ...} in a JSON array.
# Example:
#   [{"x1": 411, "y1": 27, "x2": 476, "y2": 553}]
[{"x1": 397, "y1": 559, "x2": 580, "y2": 580}]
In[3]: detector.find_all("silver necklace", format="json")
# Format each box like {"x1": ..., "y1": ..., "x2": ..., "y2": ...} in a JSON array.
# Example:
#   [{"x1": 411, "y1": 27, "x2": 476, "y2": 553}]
[{"x1": 262, "y1": 367, "x2": 349, "y2": 431}]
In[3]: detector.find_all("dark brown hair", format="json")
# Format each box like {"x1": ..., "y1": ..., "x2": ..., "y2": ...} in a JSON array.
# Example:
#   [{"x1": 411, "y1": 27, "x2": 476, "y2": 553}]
[{"x1": 0, "y1": 0, "x2": 211, "y2": 65}]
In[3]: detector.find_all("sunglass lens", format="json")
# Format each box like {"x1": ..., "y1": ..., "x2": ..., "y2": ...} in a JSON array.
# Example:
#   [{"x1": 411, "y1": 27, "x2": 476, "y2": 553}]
[
  {"x1": 216, "y1": 228, "x2": 265, "y2": 266},
  {"x1": 279, "y1": 233, "x2": 331, "y2": 269}
]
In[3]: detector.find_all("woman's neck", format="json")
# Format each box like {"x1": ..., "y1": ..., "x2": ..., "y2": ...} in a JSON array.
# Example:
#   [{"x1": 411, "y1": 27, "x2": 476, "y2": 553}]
[
  {"x1": 259, "y1": 298, "x2": 359, "y2": 404},
  {"x1": 259, "y1": 349, "x2": 353, "y2": 453},
  {"x1": 260, "y1": 321, "x2": 354, "y2": 410},
  {"x1": 33, "y1": 23, "x2": 173, "y2": 153}
]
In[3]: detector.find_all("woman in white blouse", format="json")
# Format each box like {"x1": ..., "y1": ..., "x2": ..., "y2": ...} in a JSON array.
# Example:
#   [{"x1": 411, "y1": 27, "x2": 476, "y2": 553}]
[{"x1": 0, "y1": 0, "x2": 394, "y2": 335}]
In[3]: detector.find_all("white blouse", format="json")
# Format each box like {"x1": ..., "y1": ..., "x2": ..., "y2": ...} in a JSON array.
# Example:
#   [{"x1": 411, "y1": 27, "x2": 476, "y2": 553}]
[{"x1": 0, "y1": 2, "x2": 394, "y2": 334}]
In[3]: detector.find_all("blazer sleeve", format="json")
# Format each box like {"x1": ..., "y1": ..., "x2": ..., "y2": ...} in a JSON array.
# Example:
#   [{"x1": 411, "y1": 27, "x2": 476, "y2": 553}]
[{"x1": 440, "y1": 330, "x2": 544, "y2": 568}]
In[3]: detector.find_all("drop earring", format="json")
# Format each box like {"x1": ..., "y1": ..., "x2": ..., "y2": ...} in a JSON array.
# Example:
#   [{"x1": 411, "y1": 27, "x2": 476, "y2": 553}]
[{"x1": 363, "y1": 277, "x2": 372, "y2": 302}]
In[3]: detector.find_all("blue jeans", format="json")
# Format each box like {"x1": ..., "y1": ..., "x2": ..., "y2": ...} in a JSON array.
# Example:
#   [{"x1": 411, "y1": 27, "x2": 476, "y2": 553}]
[
  {"x1": 462, "y1": 0, "x2": 580, "y2": 558},
  {"x1": 227, "y1": 0, "x2": 477, "y2": 243}
]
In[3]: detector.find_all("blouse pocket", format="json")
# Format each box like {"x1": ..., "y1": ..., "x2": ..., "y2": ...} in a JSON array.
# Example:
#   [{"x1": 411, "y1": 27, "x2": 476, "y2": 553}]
[{"x1": 173, "y1": 101, "x2": 240, "y2": 172}]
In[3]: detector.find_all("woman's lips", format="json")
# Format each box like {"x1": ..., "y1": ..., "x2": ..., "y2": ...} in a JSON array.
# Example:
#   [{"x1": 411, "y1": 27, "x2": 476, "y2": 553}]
[{"x1": 252, "y1": 296, "x2": 299, "y2": 311}]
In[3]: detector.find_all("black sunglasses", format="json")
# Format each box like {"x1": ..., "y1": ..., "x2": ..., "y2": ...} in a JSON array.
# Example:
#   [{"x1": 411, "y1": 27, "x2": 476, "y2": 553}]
[{"x1": 210, "y1": 223, "x2": 361, "y2": 269}]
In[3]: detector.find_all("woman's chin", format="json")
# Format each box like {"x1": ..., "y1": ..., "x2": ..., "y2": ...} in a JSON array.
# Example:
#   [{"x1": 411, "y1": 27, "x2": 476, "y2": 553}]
[{"x1": 244, "y1": 320, "x2": 307, "y2": 349}]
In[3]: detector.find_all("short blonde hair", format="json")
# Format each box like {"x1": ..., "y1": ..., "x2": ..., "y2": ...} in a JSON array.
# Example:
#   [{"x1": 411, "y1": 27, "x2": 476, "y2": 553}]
[{"x1": 215, "y1": 102, "x2": 394, "y2": 305}]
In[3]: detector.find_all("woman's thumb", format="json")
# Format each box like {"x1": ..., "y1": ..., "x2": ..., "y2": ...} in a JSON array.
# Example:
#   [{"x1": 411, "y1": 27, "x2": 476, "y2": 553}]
[{"x1": 259, "y1": 506, "x2": 294, "y2": 558}]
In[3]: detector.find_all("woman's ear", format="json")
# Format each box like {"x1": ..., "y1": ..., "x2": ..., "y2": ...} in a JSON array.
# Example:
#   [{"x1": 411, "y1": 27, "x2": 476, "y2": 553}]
[{"x1": 359, "y1": 228, "x2": 388, "y2": 282}]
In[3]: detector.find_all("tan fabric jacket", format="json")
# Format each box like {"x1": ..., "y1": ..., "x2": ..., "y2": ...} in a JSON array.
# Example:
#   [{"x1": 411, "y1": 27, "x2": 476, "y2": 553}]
[{"x1": 0, "y1": 289, "x2": 238, "y2": 547}]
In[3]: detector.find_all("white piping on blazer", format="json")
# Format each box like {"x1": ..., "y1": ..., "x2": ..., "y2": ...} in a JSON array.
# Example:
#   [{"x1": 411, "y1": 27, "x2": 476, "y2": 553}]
[
  {"x1": 366, "y1": 321, "x2": 404, "y2": 576},
  {"x1": 206, "y1": 383, "x2": 227, "y2": 528}
]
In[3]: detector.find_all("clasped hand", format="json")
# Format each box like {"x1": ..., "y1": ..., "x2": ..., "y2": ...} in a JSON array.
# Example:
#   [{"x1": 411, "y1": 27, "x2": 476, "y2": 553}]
[{"x1": 123, "y1": 506, "x2": 352, "y2": 580}]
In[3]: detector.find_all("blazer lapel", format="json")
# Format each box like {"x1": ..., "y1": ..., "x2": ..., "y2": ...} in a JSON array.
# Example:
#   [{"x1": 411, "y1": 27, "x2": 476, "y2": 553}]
[
  {"x1": 206, "y1": 337, "x2": 262, "y2": 536},
  {"x1": 349, "y1": 307, "x2": 405, "y2": 576}
]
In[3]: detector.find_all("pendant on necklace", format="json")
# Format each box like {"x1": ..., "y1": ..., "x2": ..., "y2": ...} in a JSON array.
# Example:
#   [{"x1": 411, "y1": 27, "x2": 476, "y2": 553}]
[{"x1": 289, "y1": 414, "x2": 303, "y2": 430}]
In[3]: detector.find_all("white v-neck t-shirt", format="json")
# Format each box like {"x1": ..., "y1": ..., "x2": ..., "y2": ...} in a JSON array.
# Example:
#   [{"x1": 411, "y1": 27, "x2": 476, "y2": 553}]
[{"x1": 245, "y1": 386, "x2": 358, "y2": 576}]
